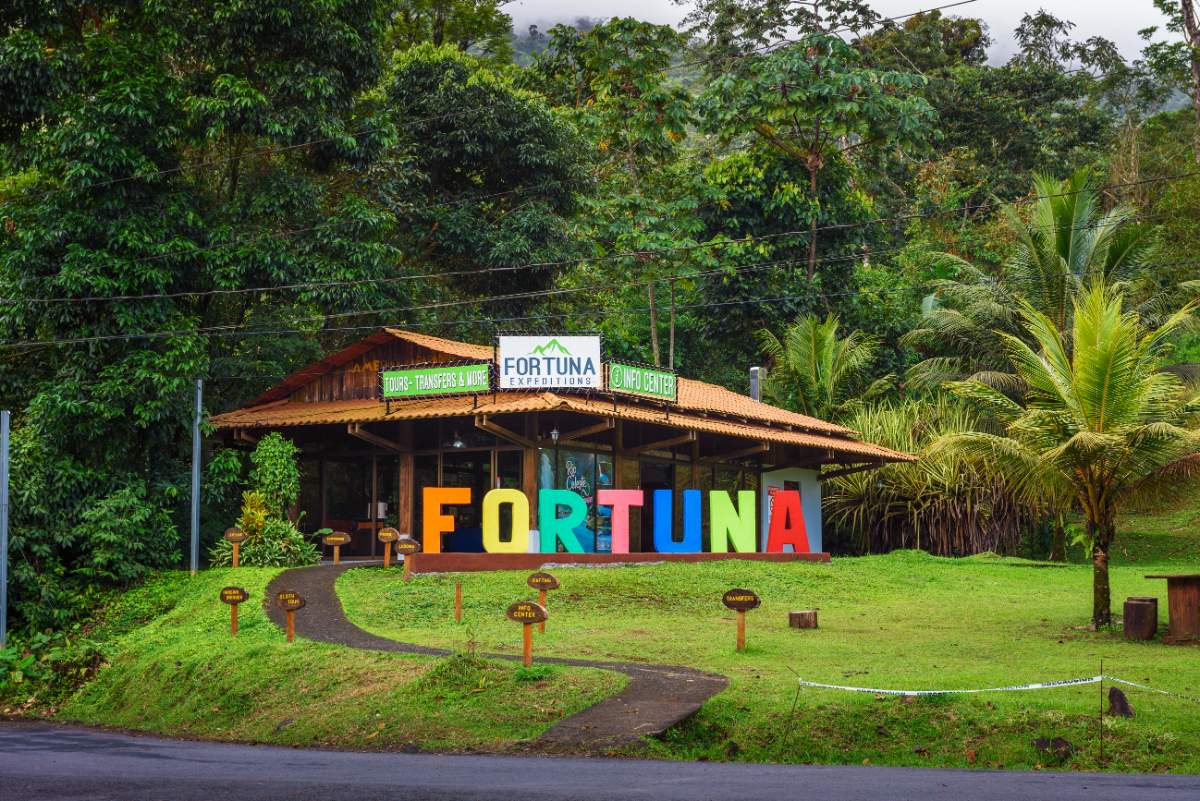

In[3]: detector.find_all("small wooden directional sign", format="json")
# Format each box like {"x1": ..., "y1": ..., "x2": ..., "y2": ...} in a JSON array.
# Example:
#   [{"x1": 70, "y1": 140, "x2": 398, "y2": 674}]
[
  {"x1": 276, "y1": 590, "x2": 306, "y2": 642},
  {"x1": 722, "y1": 588, "x2": 760, "y2": 652},
  {"x1": 527, "y1": 572, "x2": 559, "y2": 633},
  {"x1": 322, "y1": 531, "x2": 352, "y2": 565},
  {"x1": 394, "y1": 535, "x2": 421, "y2": 581},
  {"x1": 220, "y1": 586, "x2": 249, "y2": 636},
  {"x1": 377, "y1": 526, "x2": 400, "y2": 568},
  {"x1": 506, "y1": 601, "x2": 548, "y2": 667},
  {"x1": 224, "y1": 526, "x2": 247, "y2": 568}
]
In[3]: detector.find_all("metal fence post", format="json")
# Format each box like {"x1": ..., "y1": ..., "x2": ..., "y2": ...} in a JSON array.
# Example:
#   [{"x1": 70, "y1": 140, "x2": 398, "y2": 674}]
[
  {"x1": 190, "y1": 380, "x2": 202, "y2": 576},
  {"x1": 1, "y1": 410, "x2": 10, "y2": 647}
]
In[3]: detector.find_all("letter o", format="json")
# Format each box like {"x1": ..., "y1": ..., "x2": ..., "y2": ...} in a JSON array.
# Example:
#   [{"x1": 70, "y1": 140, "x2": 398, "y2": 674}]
[{"x1": 482, "y1": 489, "x2": 530, "y2": 553}]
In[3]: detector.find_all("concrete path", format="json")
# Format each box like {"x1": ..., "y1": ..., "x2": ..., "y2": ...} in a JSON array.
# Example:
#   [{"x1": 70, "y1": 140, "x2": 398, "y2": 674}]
[
  {"x1": 4, "y1": 720, "x2": 1198, "y2": 801},
  {"x1": 264, "y1": 562, "x2": 728, "y2": 749}
]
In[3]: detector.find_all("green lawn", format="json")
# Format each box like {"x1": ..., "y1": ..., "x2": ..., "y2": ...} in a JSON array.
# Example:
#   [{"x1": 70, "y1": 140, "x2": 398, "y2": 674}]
[
  {"x1": 336, "y1": 503, "x2": 1200, "y2": 772},
  {"x1": 50, "y1": 567, "x2": 623, "y2": 751}
]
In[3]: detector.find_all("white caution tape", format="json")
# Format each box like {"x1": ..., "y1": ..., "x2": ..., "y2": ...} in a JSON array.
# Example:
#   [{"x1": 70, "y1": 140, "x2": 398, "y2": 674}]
[
  {"x1": 796, "y1": 675, "x2": 1103, "y2": 696},
  {"x1": 796, "y1": 675, "x2": 1199, "y2": 702}
]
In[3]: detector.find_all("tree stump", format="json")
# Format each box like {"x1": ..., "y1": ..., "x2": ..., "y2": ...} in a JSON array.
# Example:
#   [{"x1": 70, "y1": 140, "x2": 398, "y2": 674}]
[
  {"x1": 789, "y1": 610, "x2": 818, "y2": 629},
  {"x1": 1123, "y1": 597, "x2": 1158, "y2": 641}
]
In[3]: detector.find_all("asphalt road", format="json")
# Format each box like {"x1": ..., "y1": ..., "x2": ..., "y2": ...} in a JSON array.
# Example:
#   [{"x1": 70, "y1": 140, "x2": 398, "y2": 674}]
[{"x1": 3, "y1": 721, "x2": 1198, "y2": 801}]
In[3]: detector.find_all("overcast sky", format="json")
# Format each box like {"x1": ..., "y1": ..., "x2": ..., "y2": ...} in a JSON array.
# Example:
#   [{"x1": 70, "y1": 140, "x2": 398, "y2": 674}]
[{"x1": 506, "y1": 0, "x2": 1181, "y2": 64}]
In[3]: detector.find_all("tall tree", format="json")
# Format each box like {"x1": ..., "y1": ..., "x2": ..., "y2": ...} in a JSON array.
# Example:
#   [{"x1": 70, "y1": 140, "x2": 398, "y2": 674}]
[
  {"x1": 699, "y1": 33, "x2": 936, "y2": 280},
  {"x1": 524, "y1": 19, "x2": 699, "y2": 367},
  {"x1": 942, "y1": 283, "x2": 1200, "y2": 626}
]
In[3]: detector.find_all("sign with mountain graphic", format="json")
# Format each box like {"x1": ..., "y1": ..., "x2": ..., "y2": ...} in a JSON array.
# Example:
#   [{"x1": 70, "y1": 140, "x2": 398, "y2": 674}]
[{"x1": 497, "y1": 336, "x2": 602, "y2": 390}]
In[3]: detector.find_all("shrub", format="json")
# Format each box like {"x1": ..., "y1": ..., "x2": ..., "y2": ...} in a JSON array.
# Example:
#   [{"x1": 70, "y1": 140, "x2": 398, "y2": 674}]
[
  {"x1": 208, "y1": 491, "x2": 318, "y2": 568},
  {"x1": 248, "y1": 433, "x2": 300, "y2": 519},
  {"x1": 823, "y1": 395, "x2": 1044, "y2": 556}
]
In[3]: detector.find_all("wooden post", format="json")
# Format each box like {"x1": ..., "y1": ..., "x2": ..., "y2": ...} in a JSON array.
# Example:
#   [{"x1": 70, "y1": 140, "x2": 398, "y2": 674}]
[
  {"x1": 538, "y1": 588, "x2": 547, "y2": 633},
  {"x1": 230, "y1": 603, "x2": 239, "y2": 636},
  {"x1": 285, "y1": 610, "x2": 295, "y2": 642},
  {"x1": 221, "y1": 587, "x2": 248, "y2": 636},
  {"x1": 397, "y1": 451, "x2": 414, "y2": 536},
  {"x1": 232, "y1": 541, "x2": 240, "y2": 568},
  {"x1": 383, "y1": 541, "x2": 392, "y2": 568},
  {"x1": 722, "y1": 588, "x2": 760, "y2": 653},
  {"x1": 275, "y1": 590, "x2": 305, "y2": 644},
  {"x1": 403, "y1": 556, "x2": 412, "y2": 582},
  {"x1": 455, "y1": 582, "x2": 463, "y2": 622},
  {"x1": 523, "y1": 414, "x2": 539, "y2": 533},
  {"x1": 523, "y1": 622, "x2": 533, "y2": 667},
  {"x1": 332, "y1": 544, "x2": 341, "y2": 565}
]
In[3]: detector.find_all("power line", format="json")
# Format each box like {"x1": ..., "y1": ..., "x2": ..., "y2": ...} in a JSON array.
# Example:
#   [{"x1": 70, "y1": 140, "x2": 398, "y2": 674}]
[
  {"x1": 1, "y1": 170, "x2": 1182, "y2": 309},
  {"x1": 6, "y1": 243, "x2": 1197, "y2": 351}
]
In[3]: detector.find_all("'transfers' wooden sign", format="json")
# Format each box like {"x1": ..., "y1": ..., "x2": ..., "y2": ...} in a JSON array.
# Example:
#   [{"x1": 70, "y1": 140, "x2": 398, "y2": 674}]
[
  {"x1": 722, "y1": 588, "x2": 760, "y2": 652},
  {"x1": 395, "y1": 536, "x2": 421, "y2": 581},
  {"x1": 722, "y1": 588, "x2": 761, "y2": 612},
  {"x1": 527, "y1": 572, "x2": 559, "y2": 632},
  {"x1": 506, "y1": 601, "x2": 548, "y2": 667},
  {"x1": 323, "y1": 531, "x2": 351, "y2": 565},
  {"x1": 378, "y1": 526, "x2": 400, "y2": 568},
  {"x1": 276, "y1": 590, "x2": 306, "y2": 643},
  {"x1": 220, "y1": 586, "x2": 249, "y2": 636},
  {"x1": 224, "y1": 526, "x2": 247, "y2": 567}
]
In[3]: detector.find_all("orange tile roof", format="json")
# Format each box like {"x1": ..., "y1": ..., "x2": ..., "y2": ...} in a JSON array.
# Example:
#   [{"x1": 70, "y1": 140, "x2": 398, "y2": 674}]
[
  {"x1": 210, "y1": 392, "x2": 912, "y2": 464},
  {"x1": 383, "y1": 328, "x2": 493, "y2": 360}
]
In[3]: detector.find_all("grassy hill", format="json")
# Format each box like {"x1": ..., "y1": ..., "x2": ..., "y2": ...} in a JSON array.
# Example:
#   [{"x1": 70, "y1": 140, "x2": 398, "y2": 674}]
[
  {"x1": 30, "y1": 568, "x2": 622, "y2": 751},
  {"x1": 336, "y1": 501, "x2": 1200, "y2": 772}
]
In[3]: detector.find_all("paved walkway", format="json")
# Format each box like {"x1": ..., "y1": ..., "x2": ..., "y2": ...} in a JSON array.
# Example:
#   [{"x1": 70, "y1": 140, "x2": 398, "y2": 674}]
[{"x1": 264, "y1": 563, "x2": 728, "y2": 750}]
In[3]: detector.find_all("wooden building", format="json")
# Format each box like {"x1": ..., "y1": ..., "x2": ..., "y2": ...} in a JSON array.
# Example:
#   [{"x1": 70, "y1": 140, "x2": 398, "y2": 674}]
[{"x1": 211, "y1": 329, "x2": 912, "y2": 557}]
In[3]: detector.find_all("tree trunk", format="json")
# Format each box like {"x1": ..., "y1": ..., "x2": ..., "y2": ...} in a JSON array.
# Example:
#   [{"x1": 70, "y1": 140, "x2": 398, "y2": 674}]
[
  {"x1": 648, "y1": 282, "x2": 660, "y2": 366},
  {"x1": 1181, "y1": 0, "x2": 1200, "y2": 163},
  {"x1": 806, "y1": 166, "x2": 819, "y2": 281},
  {"x1": 668, "y1": 280, "x2": 676, "y2": 369},
  {"x1": 1049, "y1": 515, "x2": 1066, "y2": 562},
  {"x1": 1090, "y1": 513, "x2": 1116, "y2": 628}
]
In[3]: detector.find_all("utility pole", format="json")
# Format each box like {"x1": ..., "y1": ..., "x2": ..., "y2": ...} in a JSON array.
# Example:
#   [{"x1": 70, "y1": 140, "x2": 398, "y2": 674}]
[
  {"x1": 1, "y1": 410, "x2": 10, "y2": 647},
  {"x1": 190, "y1": 380, "x2": 202, "y2": 576}
]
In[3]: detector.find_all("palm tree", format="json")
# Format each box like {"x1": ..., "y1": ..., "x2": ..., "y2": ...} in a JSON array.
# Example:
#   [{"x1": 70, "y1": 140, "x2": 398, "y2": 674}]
[
  {"x1": 756, "y1": 313, "x2": 891, "y2": 421},
  {"x1": 904, "y1": 169, "x2": 1157, "y2": 390},
  {"x1": 940, "y1": 283, "x2": 1200, "y2": 627}
]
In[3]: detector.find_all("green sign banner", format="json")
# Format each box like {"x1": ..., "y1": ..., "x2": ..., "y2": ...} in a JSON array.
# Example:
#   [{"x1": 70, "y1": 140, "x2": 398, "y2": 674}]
[
  {"x1": 381, "y1": 363, "x2": 489, "y2": 399},
  {"x1": 608, "y1": 362, "x2": 677, "y2": 401}
]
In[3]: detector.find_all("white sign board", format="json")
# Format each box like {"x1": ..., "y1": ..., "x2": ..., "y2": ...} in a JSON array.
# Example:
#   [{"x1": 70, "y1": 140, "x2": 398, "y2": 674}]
[{"x1": 497, "y1": 335, "x2": 601, "y2": 389}]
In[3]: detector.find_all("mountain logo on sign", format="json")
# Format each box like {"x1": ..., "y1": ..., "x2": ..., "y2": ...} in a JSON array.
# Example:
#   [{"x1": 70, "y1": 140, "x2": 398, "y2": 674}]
[{"x1": 530, "y1": 338, "x2": 572, "y2": 356}]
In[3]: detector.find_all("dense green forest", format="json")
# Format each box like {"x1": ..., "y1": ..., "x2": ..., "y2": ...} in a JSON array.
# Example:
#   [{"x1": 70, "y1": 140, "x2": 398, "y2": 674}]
[{"x1": 1, "y1": 0, "x2": 1199, "y2": 634}]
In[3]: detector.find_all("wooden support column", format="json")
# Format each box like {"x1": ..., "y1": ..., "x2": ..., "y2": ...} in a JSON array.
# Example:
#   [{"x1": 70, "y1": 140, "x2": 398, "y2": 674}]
[
  {"x1": 691, "y1": 436, "x2": 701, "y2": 487},
  {"x1": 397, "y1": 452, "x2": 414, "y2": 535},
  {"x1": 370, "y1": 454, "x2": 378, "y2": 557},
  {"x1": 523, "y1": 414, "x2": 539, "y2": 534}
]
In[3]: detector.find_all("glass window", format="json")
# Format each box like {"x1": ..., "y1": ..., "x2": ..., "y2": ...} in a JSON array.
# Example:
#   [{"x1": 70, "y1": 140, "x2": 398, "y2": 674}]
[{"x1": 538, "y1": 448, "x2": 613, "y2": 552}]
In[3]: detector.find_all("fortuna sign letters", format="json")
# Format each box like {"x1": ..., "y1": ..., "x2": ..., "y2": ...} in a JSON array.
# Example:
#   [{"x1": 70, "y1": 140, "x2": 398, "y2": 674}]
[{"x1": 497, "y1": 335, "x2": 601, "y2": 389}]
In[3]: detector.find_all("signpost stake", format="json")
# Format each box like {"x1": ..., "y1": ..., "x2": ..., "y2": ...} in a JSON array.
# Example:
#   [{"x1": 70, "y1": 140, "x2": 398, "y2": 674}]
[
  {"x1": 506, "y1": 601, "x2": 547, "y2": 667},
  {"x1": 231, "y1": 542, "x2": 239, "y2": 568},
  {"x1": 403, "y1": 556, "x2": 412, "y2": 581},
  {"x1": 220, "y1": 587, "x2": 249, "y2": 637},
  {"x1": 0, "y1": 410, "x2": 9, "y2": 648},
  {"x1": 190, "y1": 379, "x2": 202, "y2": 576},
  {"x1": 333, "y1": 544, "x2": 341, "y2": 565},
  {"x1": 527, "y1": 572, "x2": 559, "y2": 634},
  {"x1": 275, "y1": 590, "x2": 306, "y2": 644},
  {"x1": 722, "y1": 588, "x2": 760, "y2": 653},
  {"x1": 455, "y1": 582, "x2": 462, "y2": 623},
  {"x1": 383, "y1": 540, "x2": 391, "y2": 568}
]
